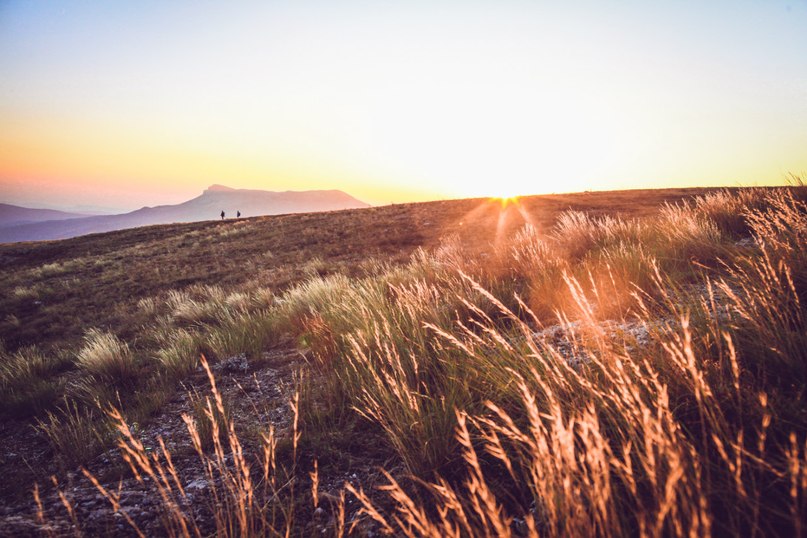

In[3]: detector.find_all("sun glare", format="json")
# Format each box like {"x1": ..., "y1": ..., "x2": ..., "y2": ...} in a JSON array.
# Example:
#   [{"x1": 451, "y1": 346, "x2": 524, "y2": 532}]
[{"x1": 496, "y1": 195, "x2": 519, "y2": 205}]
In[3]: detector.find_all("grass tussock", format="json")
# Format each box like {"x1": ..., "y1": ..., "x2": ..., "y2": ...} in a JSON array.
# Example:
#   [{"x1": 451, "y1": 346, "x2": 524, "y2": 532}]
[
  {"x1": 35, "y1": 399, "x2": 111, "y2": 469},
  {"x1": 155, "y1": 328, "x2": 202, "y2": 380},
  {"x1": 158, "y1": 286, "x2": 280, "y2": 358},
  {"x1": 0, "y1": 346, "x2": 69, "y2": 416},
  {"x1": 76, "y1": 328, "x2": 139, "y2": 386}
]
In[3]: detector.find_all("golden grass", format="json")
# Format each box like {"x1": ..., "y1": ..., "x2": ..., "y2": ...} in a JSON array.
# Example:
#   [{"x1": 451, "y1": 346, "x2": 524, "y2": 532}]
[
  {"x1": 287, "y1": 186, "x2": 807, "y2": 536},
  {"x1": 57, "y1": 358, "x2": 319, "y2": 537},
  {"x1": 25, "y1": 186, "x2": 807, "y2": 536},
  {"x1": 76, "y1": 328, "x2": 139, "y2": 385}
]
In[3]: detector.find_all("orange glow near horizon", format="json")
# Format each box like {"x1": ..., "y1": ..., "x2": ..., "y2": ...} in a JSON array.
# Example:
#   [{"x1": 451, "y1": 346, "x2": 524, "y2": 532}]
[
  {"x1": 489, "y1": 197, "x2": 538, "y2": 249},
  {"x1": 492, "y1": 196, "x2": 520, "y2": 208}
]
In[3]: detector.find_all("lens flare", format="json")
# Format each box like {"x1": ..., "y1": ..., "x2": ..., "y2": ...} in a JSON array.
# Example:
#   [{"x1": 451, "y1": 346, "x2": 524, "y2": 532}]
[{"x1": 491, "y1": 196, "x2": 520, "y2": 208}]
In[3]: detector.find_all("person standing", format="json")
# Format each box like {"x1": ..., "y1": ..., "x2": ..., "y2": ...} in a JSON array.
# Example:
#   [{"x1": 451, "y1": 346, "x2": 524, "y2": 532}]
[
  {"x1": 220, "y1": 210, "x2": 225, "y2": 220},
  {"x1": 237, "y1": 210, "x2": 241, "y2": 218}
]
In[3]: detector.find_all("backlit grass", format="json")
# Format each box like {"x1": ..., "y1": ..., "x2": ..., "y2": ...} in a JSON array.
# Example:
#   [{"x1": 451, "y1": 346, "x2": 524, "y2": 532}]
[{"x1": 11, "y1": 185, "x2": 807, "y2": 536}]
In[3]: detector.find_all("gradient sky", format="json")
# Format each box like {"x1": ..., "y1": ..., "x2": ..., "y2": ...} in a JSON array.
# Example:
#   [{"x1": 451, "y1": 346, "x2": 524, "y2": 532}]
[{"x1": 1, "y1": 1, "x2": 806, "y2": 210}]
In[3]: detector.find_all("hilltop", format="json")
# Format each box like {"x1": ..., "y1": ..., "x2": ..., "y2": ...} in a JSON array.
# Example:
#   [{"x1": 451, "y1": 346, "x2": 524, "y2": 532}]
[
  {"x1": 0, "y1": 185, "x2": 370, "y2": 243},
  {"x1": 0, "y1": 187, "x2": 711, "y2": 353}
]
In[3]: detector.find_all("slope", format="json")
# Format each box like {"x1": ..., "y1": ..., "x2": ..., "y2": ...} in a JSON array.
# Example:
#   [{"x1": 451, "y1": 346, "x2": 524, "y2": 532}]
[{"x1": 0, "y1": 185, "x2": 370, "y2": 243}]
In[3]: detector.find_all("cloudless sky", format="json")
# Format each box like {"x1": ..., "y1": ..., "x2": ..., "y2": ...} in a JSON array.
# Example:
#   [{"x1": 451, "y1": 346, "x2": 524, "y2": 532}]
[{"x1": 1, "y1": 0, "x2": 806, "y2": 210}]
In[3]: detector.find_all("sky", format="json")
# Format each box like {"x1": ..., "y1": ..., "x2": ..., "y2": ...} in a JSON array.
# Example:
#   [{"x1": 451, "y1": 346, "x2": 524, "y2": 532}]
[{"x1": 1, "y1": 1, "x2": 806, "y2": 211}]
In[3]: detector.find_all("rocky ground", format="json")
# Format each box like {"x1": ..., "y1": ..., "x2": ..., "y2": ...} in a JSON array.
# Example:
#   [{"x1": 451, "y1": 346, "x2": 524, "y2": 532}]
[
  {"x1": 0, "y1": 318, "x2": 690, "y2": 536},
  {"x1": 0, "y1": 348, "x2": 394, "y2": 537}
]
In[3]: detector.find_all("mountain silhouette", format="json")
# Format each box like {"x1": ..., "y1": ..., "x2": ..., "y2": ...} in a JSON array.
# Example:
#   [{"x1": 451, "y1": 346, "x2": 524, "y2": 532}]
[
  {"x1": 0, "y1": 186, "x2": 370, "y2": 243},
  {"x1": 0, "y1": 203, "x2": 89, "y2": 228}
]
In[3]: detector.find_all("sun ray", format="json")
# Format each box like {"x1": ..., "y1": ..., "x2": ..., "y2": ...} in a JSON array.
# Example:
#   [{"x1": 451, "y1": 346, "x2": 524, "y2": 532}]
[{"x1": 515, "y1": 202, "x2": 537, "y2": 230}]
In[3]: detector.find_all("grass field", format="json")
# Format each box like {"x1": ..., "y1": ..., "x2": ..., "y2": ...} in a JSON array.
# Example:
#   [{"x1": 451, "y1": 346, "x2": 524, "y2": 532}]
[{"x1": 1, "y1": 186, "x2": 805, "y2": 536}]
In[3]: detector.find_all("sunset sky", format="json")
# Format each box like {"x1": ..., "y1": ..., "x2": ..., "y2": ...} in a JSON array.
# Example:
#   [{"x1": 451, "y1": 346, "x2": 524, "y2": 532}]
[{"x1": 1, "y1": 1, "x2": 806, "y2": 211}]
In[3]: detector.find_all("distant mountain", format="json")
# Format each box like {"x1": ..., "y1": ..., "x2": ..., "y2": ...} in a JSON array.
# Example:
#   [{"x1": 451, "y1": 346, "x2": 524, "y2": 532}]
[
  {"x1": 0, "y1": 203, "x2": 89, "y2": 228},
  {"x1": 0, "y1": 186, "x2": 370, "y2": 243}
]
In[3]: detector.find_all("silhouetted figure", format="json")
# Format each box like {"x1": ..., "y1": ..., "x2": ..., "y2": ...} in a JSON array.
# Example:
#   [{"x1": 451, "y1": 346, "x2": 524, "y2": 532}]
[
  {"x1": 220, "y1": 210, "x2": 225, "y2": 220},
  {"x1": 237, "y1": 210, "x2": 241, "y2": 218}
]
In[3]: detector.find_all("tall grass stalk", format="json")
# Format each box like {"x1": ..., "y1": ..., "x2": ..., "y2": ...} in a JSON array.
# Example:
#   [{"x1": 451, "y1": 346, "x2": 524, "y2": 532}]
[
  {"x1": 49, "y1": 357, "x2": 315, "y2": 537},
  {"x1": 295, "y1": 186, "x2": 807, "y2": 536}
]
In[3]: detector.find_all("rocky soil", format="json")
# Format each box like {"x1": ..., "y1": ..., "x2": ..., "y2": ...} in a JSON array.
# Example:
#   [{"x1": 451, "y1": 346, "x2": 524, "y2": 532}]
[{"x1": 0, "y1": 348, "x2": 393, "y2": 537}]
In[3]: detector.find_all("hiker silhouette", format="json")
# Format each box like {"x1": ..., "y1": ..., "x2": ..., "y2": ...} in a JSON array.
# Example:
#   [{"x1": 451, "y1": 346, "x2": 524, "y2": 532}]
[
  {"x1": 220, "y1": 210, "x2": 225, "y2": 220},
  {"x1": 237, "y1": 210, "x2": 241, "y2": 218}
]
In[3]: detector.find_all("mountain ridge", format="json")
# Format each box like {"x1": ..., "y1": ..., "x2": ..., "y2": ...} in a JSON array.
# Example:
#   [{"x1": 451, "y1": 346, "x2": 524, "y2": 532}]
[
  {"x1": 0, "y1": 203, "x2": 90, "y2": 228},
  {"x1": 0, "y1": 185, "x2": 370, "y2": 243}
]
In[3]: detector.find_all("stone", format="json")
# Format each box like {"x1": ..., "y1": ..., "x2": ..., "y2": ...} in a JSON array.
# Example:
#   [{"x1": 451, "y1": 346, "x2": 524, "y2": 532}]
[{"x1": 185, "y1": 478, "x2": 208, "y2": 491}]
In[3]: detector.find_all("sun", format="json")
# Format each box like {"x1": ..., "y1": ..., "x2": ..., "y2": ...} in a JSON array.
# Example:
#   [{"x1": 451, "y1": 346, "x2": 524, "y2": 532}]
[
  {"x1": 486, "y1": 183, "x2": 526, "y2": 205},
  {"x1": 491, "y1": 195, "x2": 521, "y2": 208}
]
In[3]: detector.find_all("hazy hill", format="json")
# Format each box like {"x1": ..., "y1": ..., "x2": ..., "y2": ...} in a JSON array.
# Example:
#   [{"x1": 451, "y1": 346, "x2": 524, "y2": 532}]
[
  {"x1": 0, "y1": 185, "x2": 370, "y2": 243},
  {"x1": 0, "y1": 203, "x2": 88, "y2": 228}
]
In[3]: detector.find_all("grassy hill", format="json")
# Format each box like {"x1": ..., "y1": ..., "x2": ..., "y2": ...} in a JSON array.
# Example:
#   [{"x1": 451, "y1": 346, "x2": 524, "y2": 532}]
[
  {"x1": 0, "y1": 188, "x2": 703, "y2": 353},
  {"x1": 1, "y1": 186, "x2": 805, "y2": 536}
]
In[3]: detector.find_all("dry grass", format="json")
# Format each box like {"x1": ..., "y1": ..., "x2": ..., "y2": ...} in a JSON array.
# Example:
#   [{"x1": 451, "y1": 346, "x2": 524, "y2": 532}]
[
  {"x1": 13, "y1": 185, "x2": 807, "y2": 536},
  {"x1": 0, "y1": 187, "x2": 725, "y2": 355},
  {"x1": 155, "y1": 328, "x2": 202, "y2": 379},
  {"x1": 35, "y1": 399, "x2": 111, "y2": 469},
  {"x1": 76, "y1": 328, "x2": 139, "y2": 386},
  {"x1": 285, "y1": 186, "x2": 807, "y2": 536},
  {"x1": 50, "y1": 358, "x2": 318, "y2": 537},
  {"x1": 0, "y1": 346, "x2": 68, "y2": 416}
]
